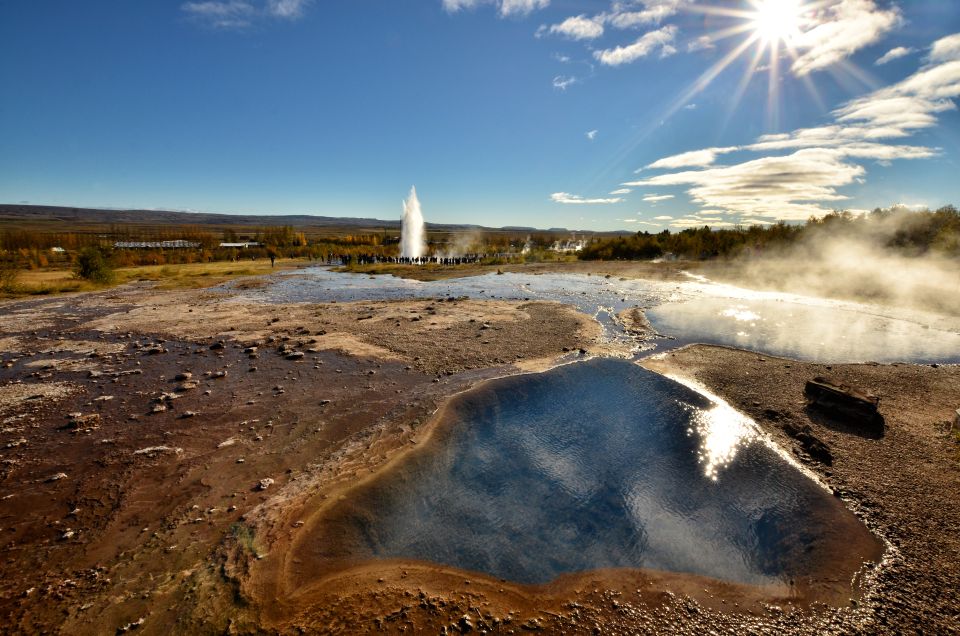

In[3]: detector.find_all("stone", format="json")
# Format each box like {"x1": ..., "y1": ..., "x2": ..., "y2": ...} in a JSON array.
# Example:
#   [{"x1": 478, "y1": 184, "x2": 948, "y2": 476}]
[
  {"x1": 804, "y1": 377, "x2": 883, "y2": 432},
  {"x1": 285, "y1": 351, "x2": 305, "y2": 361},
  {"x1": 257, "y1": 478, "x2": 274, "y2": 491},
  {"x1": 63, "y1": 413, "x2": 101, "y2": 430},
  {"x1": 174, "y1": 372, "x2": 193, "y2": 382}
]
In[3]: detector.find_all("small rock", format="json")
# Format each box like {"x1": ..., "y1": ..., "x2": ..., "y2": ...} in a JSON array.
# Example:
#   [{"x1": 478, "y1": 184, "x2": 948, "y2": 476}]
[{"x1": 257, "y1": 478, "x2": 274, "y2": 491}]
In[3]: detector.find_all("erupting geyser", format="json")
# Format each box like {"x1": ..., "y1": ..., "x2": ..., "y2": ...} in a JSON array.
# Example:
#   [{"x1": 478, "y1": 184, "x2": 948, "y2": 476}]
[{"x1": 400, "y1": 185, "x2": 427, "y2": 259}]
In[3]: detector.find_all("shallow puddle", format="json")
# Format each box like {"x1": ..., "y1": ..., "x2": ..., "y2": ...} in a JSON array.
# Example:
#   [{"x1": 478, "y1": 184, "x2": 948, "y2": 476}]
[{"x1": 310, "y1": 358, "x2": 883, "y2": 600}]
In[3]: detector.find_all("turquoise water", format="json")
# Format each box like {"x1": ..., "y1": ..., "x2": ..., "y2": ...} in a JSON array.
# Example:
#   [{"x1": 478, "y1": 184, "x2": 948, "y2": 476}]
[{"x1": 316, "y1": 358, "x2": 881, "y2": 586}]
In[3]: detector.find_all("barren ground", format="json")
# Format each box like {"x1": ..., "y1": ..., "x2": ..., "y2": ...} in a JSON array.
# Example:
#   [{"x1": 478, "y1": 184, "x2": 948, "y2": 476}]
[{"x1": 0, "y1": 270, "x2": 957, "y2": 635}]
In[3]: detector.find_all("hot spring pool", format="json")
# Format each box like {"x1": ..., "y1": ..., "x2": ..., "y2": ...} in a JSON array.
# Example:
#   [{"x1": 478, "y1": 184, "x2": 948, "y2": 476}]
[{"x1": 310, "y1": 358, "x2": 882, "y2": 596}]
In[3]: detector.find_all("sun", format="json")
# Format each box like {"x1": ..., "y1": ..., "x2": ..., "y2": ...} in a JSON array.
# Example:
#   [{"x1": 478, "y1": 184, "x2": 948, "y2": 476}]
[{"x1": 750, "y1": 0, "x2": 803, "y2": 45}]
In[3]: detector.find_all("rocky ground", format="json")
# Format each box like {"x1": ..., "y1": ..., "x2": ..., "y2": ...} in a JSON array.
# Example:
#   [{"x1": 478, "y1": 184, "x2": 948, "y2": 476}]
[{"x1": 0, "y1": 271, "x2": 958, "y2": 634}]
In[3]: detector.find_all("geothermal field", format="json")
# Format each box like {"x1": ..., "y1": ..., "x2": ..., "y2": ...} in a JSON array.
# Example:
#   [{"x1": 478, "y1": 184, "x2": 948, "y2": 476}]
[
  {"x1": 1, "y1": 196, "x2": 959, "y2": 635},
  {"x1": 4, "y1": 2, "x2": 960, "y2": 634}
]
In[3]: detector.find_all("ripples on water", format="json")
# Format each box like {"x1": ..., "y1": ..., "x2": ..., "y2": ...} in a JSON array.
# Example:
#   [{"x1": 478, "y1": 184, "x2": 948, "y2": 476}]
[
  {"x1": 228, "y1": 267, "x2": 960, "y2": 363},
  {"x1": 314, "y1": 359, "x2": 882, "y2": 588}
]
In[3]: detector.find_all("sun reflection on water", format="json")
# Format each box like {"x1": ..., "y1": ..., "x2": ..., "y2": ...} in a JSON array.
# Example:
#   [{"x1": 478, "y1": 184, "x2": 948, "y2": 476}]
[
  {"x1": 720, "y1": 306, "x2": 762, "y2": 322},
  {"x1": 689, "y1": 400, "x2": 759, "y2": 481}
]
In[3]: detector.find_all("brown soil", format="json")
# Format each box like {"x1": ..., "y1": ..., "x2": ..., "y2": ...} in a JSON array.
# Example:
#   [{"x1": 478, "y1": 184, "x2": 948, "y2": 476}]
[
  {"x1": 337, "y1": 259, "x2": 697, "y2": 282},
  {"x1": 0, "y1": 280, "x2": 598, "y2": 635},
  {"x1": 641, "y1": 345, "x2": 960, "y2": 634},
  {"x1": 1, "y1": 272, "x2": 958, "y2": 635}
]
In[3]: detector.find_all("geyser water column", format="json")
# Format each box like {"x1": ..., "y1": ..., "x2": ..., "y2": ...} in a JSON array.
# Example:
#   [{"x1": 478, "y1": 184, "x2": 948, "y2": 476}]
[{"x1": 400, "y1": 186, "x2": 427, "y2": 259}]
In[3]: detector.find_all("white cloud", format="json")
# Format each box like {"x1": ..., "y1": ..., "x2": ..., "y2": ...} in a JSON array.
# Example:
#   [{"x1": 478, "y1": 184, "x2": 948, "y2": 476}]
[
  {"x1": 551, "y1": 192, "x2": 624, "y2": 204},
  {"x1": 642, "y1": 194, "x2": 674, "y2": 202},
  {"x1": 603, "y1": 0, "x2": 688, "y2": 29},
  {"x1": 929, "y1": 33, "x2": 960, "y2": 63},
  {"x1": 181, "y1": 1, "x2": 256, "y2": 29},
  {"x1": 687, "y1": 35, "x2": 714, "y2": 53},
  {"x1": 586, "y1": 129, "x2": 599, "y2": 141},
  {"x1": 610, "y1": 188, "x2": 632, "y2": 195},
  {"x1": 552, "y1": 75, "x2": 577, "y2": 90},
  {"x1": 593, "y1": 25, "x2": 677, "y2": 66},
  {"x1": 683, "y1": 103, "x2": 697, "y2": 110},
  {"x1": 443, "y1": 0, "x2": 548, "y2": 17},
  {"x1": 266, "y1": 0, "x2": 309, "y2": 18},
  {"x1": 875, "y1": 46, "x2": 915, "y2": 65},
  {"x1": 791, "y1": 0, "x2": 902, "y2": 76},
  {"x1": 500, "y1": 0, "x2": 549, "y2": 16},
  {"x1": 646, "y1": 147, "x2": 738, "y2": 169},
  {"x1": 182, "y1": 0, "x2": 309, "y2": 28},
  {"x1": 625, "y1": 148, "x2": 867, "y2": 220},
  {"x1": 540, "y1": 14, "x2": 603, "y2": 40},
  {"x1": 652, "y1": 215, "x2": 673, "y2": 220}
]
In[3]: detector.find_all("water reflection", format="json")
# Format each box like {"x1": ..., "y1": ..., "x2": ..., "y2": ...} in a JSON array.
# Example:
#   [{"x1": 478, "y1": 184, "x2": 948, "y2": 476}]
[
  {"x1": 647, "y1": 296, "x2": 960, "y2": 363},
  {"x1": 313, "y1": 359, "x2": 881, "y2": 588},
  {"x1": 230, "y1": 267, "x2": 960, "y2": 363}
]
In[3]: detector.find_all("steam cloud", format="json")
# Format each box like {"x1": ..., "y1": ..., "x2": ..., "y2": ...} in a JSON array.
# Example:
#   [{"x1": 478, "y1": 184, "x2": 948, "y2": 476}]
[{"x1": 708, "y1": 215, "x2": 960, "y2": 317}]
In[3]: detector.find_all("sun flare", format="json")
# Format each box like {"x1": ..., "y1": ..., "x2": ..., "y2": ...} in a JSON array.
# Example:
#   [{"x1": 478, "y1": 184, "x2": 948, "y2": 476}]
[{"x1": 750, "y1": 0, "x2": 803, "y2": 44}]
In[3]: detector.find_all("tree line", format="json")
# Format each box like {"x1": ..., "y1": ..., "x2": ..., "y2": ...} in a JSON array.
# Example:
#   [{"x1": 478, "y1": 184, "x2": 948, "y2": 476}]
[{"x1": 578, "y1": 205, "x2": 960, "y2": 261}]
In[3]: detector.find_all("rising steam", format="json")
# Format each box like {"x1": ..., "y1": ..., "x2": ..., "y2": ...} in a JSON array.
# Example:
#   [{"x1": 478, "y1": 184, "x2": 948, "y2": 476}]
[
  {"x1": 400, "y1": 186, "x2": 427, "y2": 259},
  {"x1": 705, "y1": 217, "x2": 960, "y2": 317}
]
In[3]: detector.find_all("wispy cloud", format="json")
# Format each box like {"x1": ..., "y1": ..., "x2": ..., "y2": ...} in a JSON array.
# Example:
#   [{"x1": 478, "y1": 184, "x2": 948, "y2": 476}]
[
  {"x1": 687, "y1": 35, "x2": 714, "y2": 53},
  {"x1": 443, "y1": 0, "x2": 548, "y2": 18},
  {"x1": 652, "y1": 215, "x2": 673, "y2": 221},
  {"x1": 265, "y1": 0, "x2": 309, "y2": 19},
  {"x1": 182, "y1": 0, "x2": 309, "y2": 28},
  {"x1": 875, "y1": 46, "x2": 915, "y2": 65},
  {"x1": 610, "y1": 188, "x2": 632, "y2": 195},
  {"x1": 645, "y1": 147, "x2": 738, "y2": 170},
  {"x1": 552, "y1": 75, "x2": 578, "y2": 90},
  {"x1": 628, "y1": 33, "x2": 960, "y2": 222},
  {"x1": 602, "y1": 0, "x2": 689, "y2": 29},
  {"x1": 551, "y1": 192, "x2": 624, "y2": 204},
  {"x1": 791, "y1": 0, "x2": 902, "y2": 76},
  {"x1": 181, "y1": 1, "x2": 256, "y2": 29},
  {"x1": 594, "y1": 25, "x2": 677, "y2": 66},
  {"x1": 538, "y1": 14, "x2": 603, "y2": 40},
  {"x1": 929, "y1": 33, "x2": 960, "y2": 63},
  {"x1": 586, "y1": 129, "x2": 599, "y2": 141},
  {"x1": 642, "y1": 194, "x2": 674, "y2": 202}
]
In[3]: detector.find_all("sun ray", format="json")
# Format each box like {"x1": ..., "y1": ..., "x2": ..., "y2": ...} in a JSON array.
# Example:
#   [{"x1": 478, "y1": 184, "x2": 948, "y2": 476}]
[{"x1": 722, "y1": 36, "x2": 769, "y2": 134}]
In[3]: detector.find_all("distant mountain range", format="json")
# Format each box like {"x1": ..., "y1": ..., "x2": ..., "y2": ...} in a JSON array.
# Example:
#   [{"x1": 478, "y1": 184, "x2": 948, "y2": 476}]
[{"x1": 0, "y1": 204, "x2": 626, "y2": 235}]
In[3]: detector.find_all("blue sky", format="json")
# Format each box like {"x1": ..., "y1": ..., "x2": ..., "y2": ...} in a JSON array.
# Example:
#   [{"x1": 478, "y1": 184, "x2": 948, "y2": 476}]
[{"x1": 1, "y1": 1, "x2": 958, "y2": 230}]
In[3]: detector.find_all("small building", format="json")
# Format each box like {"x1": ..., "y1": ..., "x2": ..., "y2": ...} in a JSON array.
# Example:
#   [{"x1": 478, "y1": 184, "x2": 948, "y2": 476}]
[
  {"x1": 219, "y1": 242, "x2": 262, "y2": 249},
  {"x1": 114, "y1": 240, "x2": 201, "y2": 249}
]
